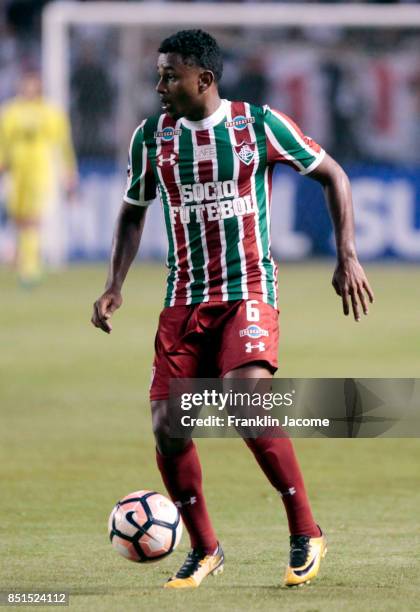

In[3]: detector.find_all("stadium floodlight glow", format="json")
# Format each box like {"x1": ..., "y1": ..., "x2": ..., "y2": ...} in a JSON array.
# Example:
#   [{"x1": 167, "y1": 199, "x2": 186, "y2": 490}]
[{"x1": 42, "y1": 1, "x2": 420, "y2": 110}]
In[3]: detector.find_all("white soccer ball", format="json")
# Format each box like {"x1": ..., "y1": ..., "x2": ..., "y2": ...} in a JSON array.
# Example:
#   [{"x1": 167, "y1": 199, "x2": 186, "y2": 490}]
[{"x1": 108, "y1": 490, "x2": 183, "y2": 562}]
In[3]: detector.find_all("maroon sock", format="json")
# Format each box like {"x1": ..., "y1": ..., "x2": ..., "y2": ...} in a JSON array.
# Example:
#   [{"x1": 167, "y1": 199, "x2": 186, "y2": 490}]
[
  {"x1": 245, "y1": 436, "x2": 320, "y2": 536},
  {"x1": 156, "y1": 441, "x2": 218, "y2": 554}
]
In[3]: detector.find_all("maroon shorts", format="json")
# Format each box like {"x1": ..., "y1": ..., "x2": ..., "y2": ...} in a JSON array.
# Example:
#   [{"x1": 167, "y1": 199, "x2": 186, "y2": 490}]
[{"x1": 150, "y1": 300, "x2": 279, "y2": 401}]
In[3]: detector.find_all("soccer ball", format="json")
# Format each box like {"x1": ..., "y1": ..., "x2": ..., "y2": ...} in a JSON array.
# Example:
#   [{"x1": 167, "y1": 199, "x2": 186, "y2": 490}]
[{"x1": 108, "y1": 490, "x2": 183, "y2": 562}]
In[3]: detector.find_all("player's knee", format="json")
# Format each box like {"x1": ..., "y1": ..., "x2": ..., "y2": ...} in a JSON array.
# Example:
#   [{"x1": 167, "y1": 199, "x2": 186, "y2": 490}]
[
  {"x1": 151, "y1": 400, "x2": 170, "y2": 436},
  {"x1": 151, "y1": 400, "x2": 187, "y2": 456}
]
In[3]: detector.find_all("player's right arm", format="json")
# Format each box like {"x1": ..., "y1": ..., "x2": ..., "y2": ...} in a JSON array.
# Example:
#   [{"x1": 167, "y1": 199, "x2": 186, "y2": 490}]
[
  {"x1": 91, "y1": 122, "x2": 156, "y2": 334},
  {"x1": 91, "y1": 202, "x2": 148, "y2": 333}
]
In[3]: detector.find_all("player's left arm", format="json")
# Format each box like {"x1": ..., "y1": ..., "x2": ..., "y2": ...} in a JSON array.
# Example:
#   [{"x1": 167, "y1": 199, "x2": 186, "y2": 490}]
[
  {"x1": 263, "y1": 105, "x2": 373, "y2": 321},
  {"x1": 308, "y1": 153, "x2": 374, "y2": 322}
]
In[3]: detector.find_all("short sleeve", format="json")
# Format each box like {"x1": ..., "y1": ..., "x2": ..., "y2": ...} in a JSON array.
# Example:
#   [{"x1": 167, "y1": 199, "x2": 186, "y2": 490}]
[
  {"x1": 263, "y1": 105, "x2": 325, "y2": 175},
  {"x1": 124, "y1": 121, "x2": 157, "y2": 206}
]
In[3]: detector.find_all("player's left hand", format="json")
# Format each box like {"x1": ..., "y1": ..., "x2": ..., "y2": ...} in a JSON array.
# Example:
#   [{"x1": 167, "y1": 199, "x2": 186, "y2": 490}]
[{"x1": 332, "y1": 257, "x2": 374, "y2": 322}]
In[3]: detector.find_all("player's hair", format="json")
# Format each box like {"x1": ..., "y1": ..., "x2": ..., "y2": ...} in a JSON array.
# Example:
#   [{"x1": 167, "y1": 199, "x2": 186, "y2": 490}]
[{"x1": 158, "y1": 29, "x2": 223, "y2": 83}]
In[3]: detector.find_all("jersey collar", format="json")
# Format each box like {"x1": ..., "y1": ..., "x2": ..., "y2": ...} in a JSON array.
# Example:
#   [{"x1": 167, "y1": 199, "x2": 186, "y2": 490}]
[{"x1": 180, "y1": 99, "x2": 228, "y2": 131}]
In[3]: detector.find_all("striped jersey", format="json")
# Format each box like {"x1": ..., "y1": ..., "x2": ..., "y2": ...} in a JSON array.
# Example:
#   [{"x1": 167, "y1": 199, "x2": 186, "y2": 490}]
[{"x1": 123, "y1": 99, "x2": 324, "y2": 307}]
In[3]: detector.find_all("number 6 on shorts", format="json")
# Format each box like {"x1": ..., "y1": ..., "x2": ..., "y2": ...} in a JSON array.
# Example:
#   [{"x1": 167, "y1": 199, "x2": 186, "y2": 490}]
[{"x1": 246, "y1": 300, "x2": 260, "y2": 322}]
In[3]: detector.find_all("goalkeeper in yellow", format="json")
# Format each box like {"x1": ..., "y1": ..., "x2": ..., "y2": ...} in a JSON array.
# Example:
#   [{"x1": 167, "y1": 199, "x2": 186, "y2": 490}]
[{"x1": 0, "y1": 71, "x2": 78, "y2": 285}]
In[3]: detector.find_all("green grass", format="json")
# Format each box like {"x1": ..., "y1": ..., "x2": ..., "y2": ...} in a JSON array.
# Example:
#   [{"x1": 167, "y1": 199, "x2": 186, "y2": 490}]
[{"x1": 1, "y1": 262, "x2": 420, "y2": 611}]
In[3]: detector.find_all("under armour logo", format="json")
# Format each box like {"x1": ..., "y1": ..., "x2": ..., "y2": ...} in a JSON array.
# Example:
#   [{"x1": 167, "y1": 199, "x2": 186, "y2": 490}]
[
  {"x1": 278, "y1": 487, "x2": 296, "y2": 497},
  {"x1": 157, "y1": 153, "x2": 177, "y2": 167},
  {"x1": 175, "y1": 496, "x2": 197, "y2": 508},
  {"x1": 245, "y1": 341, "x2": 265, "y2": 353}
]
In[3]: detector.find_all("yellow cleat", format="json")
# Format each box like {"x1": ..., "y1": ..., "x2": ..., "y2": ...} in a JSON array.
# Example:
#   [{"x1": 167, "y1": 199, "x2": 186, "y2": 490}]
[
  {"x1": 164, "y1": 544, "x2": 224, "y2": 589},
  {"x1": 284, "y1": 529, "x2": 327, "y2": 587}
]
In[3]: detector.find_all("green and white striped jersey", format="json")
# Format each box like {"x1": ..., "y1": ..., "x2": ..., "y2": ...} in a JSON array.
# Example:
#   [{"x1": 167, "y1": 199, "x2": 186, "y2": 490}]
[{"x1": 124, "y1": 99, "x2": 324, "y2": 307}]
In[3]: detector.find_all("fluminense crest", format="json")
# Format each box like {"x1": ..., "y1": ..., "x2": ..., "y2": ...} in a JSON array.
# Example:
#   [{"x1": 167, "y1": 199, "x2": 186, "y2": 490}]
[{"x1": 233, "y1": 142, "x2": 255, "y2": 165}]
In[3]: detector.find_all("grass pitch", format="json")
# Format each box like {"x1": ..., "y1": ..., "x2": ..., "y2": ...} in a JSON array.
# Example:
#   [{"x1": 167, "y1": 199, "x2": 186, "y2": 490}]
[{"x1": 1, "y1": 262, "x2": 420, "y2": 611}]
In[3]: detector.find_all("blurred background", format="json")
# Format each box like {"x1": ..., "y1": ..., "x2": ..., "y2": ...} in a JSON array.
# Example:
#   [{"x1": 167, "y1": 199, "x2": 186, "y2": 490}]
[
  {"x1": 1, "y1": 0, "x2": 420, "y2": 266},
  {"x1": 1, "y1": 4, "x2": 419, "y2": 609}
]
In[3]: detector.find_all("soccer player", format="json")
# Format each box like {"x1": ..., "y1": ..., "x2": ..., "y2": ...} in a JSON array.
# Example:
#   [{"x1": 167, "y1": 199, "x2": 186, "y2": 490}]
[
  {"x1": 0, "y1": 71, "x2": 77, "y2": 285},
  {"x1": 92, "y1": 30, "x2": 374, "y2": 588}
]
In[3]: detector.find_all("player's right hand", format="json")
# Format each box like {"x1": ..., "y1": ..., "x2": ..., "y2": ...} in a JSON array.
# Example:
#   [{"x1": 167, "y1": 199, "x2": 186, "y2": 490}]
[{"x1": 91, "y1": 290, "x2": 123, "y2": 334}]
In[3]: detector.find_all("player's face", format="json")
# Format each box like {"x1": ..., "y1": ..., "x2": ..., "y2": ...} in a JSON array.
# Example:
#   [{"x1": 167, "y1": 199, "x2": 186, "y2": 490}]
[
  {"x1": 156, "y1": 53, "x2": 204, "y2": 119},
  {"x1": 20, "y1": 73, "x2": 42, "y2": 99}
]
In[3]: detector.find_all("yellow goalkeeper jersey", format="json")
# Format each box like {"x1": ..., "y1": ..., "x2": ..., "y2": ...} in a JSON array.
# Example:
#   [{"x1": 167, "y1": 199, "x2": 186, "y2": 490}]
[
  {"x1": 0, "y1": 96, "x2": 76, "y2": 179},
  {"x1": 0, "y1": 96, "x2": 76, "y2": 218}
]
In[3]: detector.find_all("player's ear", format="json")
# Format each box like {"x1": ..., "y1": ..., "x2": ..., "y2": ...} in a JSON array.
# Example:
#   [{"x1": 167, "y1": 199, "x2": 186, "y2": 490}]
[{"x1": 198, "y1": 70, "x2": 215, "y2": 93}]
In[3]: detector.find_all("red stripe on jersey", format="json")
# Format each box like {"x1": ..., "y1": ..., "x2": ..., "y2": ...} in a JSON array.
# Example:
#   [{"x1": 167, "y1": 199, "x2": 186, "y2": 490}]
[
  {"x1": 196, "y1": 129, "x2": 224, "y2": 302},
  {"x1": 230, "y1": 101, "x2": 262, "y2": 298},
  {"x1": 145, "y1": 156, "x2": 156, "y2": 201},
  {"x1": 159, "y1": 116, "x2": 181, "y2": 205},
  {"x1": 159, "y1": 115, "x2": 189, "y2": 303}
]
